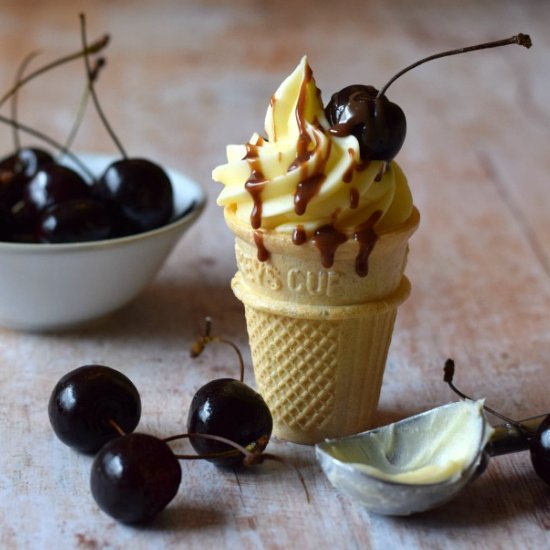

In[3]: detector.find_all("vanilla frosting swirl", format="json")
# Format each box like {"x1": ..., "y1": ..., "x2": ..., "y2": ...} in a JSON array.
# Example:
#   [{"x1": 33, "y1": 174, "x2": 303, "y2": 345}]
[{"x1": 213, "y1": 56, "x2": 413, "y2": 257}]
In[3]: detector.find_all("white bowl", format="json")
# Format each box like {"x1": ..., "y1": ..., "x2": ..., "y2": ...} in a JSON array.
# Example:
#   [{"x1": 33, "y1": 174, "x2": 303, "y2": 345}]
[{"x1": 0, "y1": 153, "x2": 206, "y2": 331}]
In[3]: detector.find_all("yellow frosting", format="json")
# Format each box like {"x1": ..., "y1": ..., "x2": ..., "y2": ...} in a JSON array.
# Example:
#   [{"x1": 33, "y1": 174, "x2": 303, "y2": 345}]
[{"x1": 213, "y1": 56, "x2": 413, "y2": 236}]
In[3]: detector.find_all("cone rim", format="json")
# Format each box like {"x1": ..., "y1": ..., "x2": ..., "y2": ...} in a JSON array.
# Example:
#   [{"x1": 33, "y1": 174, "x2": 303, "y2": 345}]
[
  {"x1": 232, "y1": 273, "x2": 411, "y2": 320},
  {"x1": 224, "y1": 205, "x2": 420, "y2": 255}
]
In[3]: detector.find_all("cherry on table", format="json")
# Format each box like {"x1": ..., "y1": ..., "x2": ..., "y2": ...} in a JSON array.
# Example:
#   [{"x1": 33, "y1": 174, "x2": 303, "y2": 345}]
[
  {"x1": 48, "y1": 364, "x2": 141, "y2": 454},
  {"x1": 530, "y1": 414, "x2": 550, "y2": 486},
  {"x1": 91, "y1": 432, "x2": 182, "y2": 523},
  {"x1": 186, "y1": 319, "x2": 273, "y2": 466},
  {"x1": 187, "y1": 377, "x2": 273, "y2": 466}
]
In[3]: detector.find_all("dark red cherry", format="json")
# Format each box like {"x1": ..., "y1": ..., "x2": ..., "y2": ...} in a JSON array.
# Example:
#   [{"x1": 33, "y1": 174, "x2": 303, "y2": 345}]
[
  {"x1": 5, "y1": 147, "x2": 55, "y2": 178},
  {"x1": 38, "y1": 198, "x2": 112, "y2": 243},
  {"x1": 7, "y1": 199, "x2": 39, "y2": 243},
  {"x1": 325, "y1": 84, "x2": 406, "y2": 161},
  {"x1": 90, "y1": 433, "x2": 182, "y2": 523},
  {"x1": 0, "y1": 147, "x2": 55, "y2": 208},
  {"x1": 48, "y1": 365, "x2": 141, "y2": 454},
  {"x1": 530, "y1": 414, "x2": 550, "y2": 486},
  {"x1": 94, "y1": 158, "x2": 173, "y2": 235},
  {"x1": 24, "y1": 163, "x2": 90, "y2": 214},
  {"x1": 187, "y1": 378, "x2": 273, "y2": 466}
]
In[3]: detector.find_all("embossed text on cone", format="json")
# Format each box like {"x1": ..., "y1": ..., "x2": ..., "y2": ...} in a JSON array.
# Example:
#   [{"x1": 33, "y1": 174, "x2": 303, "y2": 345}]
[{"x1": 226, "y1": 205, "x2": 419, "y2": 444}]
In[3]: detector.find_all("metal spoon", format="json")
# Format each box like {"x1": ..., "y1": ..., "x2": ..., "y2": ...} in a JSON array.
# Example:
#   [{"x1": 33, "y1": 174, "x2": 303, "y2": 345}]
[{"x1": 315, "y1": 401, "x2": 544, "y2": 516}]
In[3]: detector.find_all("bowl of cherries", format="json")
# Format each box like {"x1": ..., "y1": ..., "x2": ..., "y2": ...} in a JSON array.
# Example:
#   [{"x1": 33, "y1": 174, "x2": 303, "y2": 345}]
[
  {"x1": 0, "y1": 18, "x2": 206, "y2": 332},
  {"x1": 0, "y1": 149, "x2": 205, "y2": 332}
]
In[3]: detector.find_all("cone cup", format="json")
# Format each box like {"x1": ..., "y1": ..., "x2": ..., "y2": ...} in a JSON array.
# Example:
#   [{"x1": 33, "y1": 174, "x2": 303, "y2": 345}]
[{"x1": 225, "y1": 205, "x2": 420, "y2": 444}]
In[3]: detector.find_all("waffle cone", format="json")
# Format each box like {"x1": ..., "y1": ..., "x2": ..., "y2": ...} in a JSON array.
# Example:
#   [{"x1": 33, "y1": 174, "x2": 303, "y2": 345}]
[{"x1": 225, "y1": 205, "x2": 420, "y2": 444}]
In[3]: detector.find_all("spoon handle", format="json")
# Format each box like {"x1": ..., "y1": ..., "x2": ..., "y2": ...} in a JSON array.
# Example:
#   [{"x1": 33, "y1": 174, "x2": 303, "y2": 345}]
[{"x1": 485, "y1": 414, "x2": 546, "y2": 456}]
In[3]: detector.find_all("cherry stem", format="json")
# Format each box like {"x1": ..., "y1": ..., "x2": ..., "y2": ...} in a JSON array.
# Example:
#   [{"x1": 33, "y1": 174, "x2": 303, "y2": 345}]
[
  {"x1": 10, "y1": 50, "x2": 42, "y2": 159},
  {"x1": 164, "y1": 432, "x2": 260, "y2": 457},
  {"x1": 444, "y1": 358, "x2": 535, "y2": 435},
  {"x1": 0, "y1": 113, "x2": 95, "y2": 180},
  {"x1": 190, "y1": 317, "x2": 245, "y2": 383},
  {"x1": 60, "y1": 57, "x2": 106, "y2": 159},
  {"x1": 378, "y1": 33, "x2": 532, "y2": 98},
  {"x1": 165, "y1": 432, "x2": 310, "y2": 503},
  {"x1": 0, "y1": 34, "x2": 109, "y2": 109},
  {"x1": 107, "y1": 418, "x2": 126, "y2": 436},
  {"x1": 79, "y1": 13, "x2": 128, "y2": 159}
]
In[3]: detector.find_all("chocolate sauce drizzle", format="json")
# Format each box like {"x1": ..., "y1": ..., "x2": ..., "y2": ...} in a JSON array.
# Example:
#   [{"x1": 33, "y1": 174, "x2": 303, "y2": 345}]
[
  {"x1": 354, "y1": 210, "x2": 382, "y2": 277},
  {"x1": 349, "y1": 187, "x2": 360, "y2": 209},
  {"x1": 293, "y1": 63, "x2": 314, "y2": 167},
  {"x1": 244, "y1": 142, "x2": 266, "y2": 230},
  {"x1": 294, "y1": 174, "x2": 325, "y2": 215},
  {"x1": 253, "y1": 230, "x2": 270, "y2": 262},
  {"x1": 289, "y1": 63, "x2": 331, "y2": 216},
  {"x1": 343, "y1": 148, "x2": 370, "y2": 184},
  {"x1": 311, "y1": 224, "x2": 347, "y2": 269},
  {"x1": 242, "y1": 64, "x2": 384, "y2": 277},
  {"x1": 292, "y1": 225, "x2": 307, "y2": 246}
]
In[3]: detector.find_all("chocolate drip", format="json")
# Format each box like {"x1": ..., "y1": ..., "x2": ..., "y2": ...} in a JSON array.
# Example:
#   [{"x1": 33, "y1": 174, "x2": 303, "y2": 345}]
[
  {"x1": 288, "y1": 64, "x2": 315, "y2": 174},
  {"x1": 253, "y1": 230, "x2": 270, "y2": 262},
  {"x1": 292, "y1": 225, "x2": 307, "y2": 245},
  {"x1": 343, "y1": 158, "x2": 355, "y2": 184},
  {"x1": 353, "y1": 210, "x2": 382, "y2": 277},
  {"x1": 311, "y1": 224, "x2": 347, "y2": 268},
  {"x1": 349, "y1": 187, "x2": 359, "y2": 209},
  {"x1": 294, "y1": 63, "x2": 314, "y2": 164},
  {"x1": 244, "y1": 143, "x2": 266, "y2": 230},
  {"x1": 288, "y1": 62, "x2": 332, "y2": 216},
  {"x1": 343, "y1": 148, "x2": 371, "y2": 184},
  {"x1": 242, "y1": 63, "x2": 386, "y2": 276},
  {"x1": 294, "y1": 174, "x2": 325, "y2": 216}
]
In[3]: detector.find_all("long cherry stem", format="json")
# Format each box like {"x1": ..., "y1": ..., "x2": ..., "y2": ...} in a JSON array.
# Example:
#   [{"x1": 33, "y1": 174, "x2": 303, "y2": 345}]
[
  {"x1": 0, "y1": 34, "x2": 109, "y2": 109},
  {"x1": 378, "y1": 33, "x2": 532, "y2": 98},
  {"x1": 79, "y1": 13, "x2": 127, "y2": 159},
  {"x1": 164, "y1": 432, "x2": 261, "y2": 457},
  {"x1": 165, "y1": 432, "x2": 310, "y2": 502},
  {"x1": 11, "y1": 50, "x2": 41, "y2": 158},
  {"x1": 59, "y1": 56, "x2": 106, "y2": 158}
]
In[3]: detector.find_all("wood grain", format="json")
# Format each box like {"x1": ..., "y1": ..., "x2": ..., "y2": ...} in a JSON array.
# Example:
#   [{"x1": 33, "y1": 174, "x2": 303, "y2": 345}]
[{"x1": 1, "y1": 0, "x2": 550, "y2": 548}]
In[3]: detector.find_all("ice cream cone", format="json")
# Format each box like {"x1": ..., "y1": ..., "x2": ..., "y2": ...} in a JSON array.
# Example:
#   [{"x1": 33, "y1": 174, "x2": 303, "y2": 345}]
[{"x1": 225, "y1": 205, "x2": 420, "y2": 444}]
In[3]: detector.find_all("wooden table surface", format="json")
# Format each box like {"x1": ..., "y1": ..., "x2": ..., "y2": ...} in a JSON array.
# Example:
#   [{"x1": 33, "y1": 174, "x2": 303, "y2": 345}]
[{"x1": 1, "y1": 1, "x2": 550, "y2": 548}]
